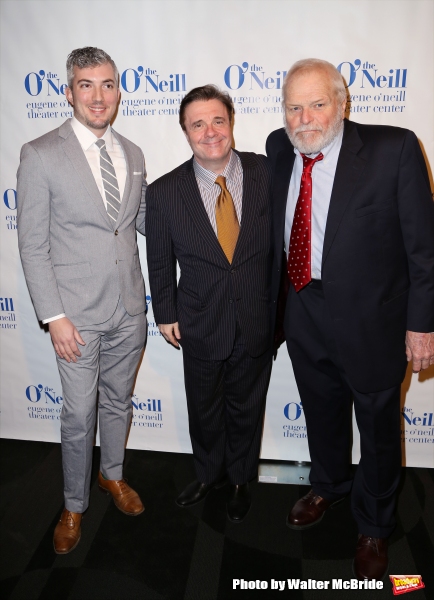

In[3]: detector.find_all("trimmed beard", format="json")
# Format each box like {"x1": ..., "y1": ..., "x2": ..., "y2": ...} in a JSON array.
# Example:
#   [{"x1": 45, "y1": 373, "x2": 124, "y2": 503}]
[
  {"x1": 285, "y1": 111, "x2": 344, "y2": 155},
  {"x1": 84, "y1": 117, "x2": 111, "y2": 130}
]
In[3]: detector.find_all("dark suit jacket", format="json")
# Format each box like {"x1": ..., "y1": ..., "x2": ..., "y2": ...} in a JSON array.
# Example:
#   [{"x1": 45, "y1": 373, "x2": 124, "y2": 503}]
[
  {"x1": 267, "y1": 119, "x2": 434, "y2": 393},
  {"x1": 146, "y1": 151, "x2": 272, "y2": 360}
]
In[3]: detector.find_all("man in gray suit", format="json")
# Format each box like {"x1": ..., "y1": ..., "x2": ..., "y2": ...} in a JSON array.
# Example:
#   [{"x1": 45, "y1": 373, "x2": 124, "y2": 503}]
[{"x1": 17, "y1": 47, "x2": 147, "y2": 554}]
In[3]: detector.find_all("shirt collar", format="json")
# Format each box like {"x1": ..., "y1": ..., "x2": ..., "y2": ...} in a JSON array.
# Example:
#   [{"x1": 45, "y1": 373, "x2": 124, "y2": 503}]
[
  {"x1": 193, "y1": 149, "x2": 238, "y2": 191},
  {"x1": 293, "y1": 125, "x2": 343, "y2": 163},
  {"x1": 71, "y1": 116, "x2": 114, "y2": 151}
]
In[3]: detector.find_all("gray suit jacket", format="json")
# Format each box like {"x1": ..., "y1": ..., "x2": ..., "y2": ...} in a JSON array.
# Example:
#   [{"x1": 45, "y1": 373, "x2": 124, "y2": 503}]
[{"x1": 17, "y1": 119, "x2": 147, "y2": 326}]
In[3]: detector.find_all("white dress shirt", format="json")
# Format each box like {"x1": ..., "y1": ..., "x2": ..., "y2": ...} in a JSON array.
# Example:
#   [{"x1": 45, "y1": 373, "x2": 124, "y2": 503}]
[
  {"x1": 284, "y1": 128, "x2": 343, "y2": 280},
  {"x1": 43, "y1": 117, "x2": 127, "y2": 324}
]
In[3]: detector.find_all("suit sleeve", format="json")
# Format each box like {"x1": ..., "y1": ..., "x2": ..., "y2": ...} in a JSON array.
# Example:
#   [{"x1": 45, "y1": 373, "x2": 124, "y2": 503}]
[
  {"x1": 145, "y1": 184, "x2": 178, "y2": 325},
  {"x1": 16, "y1": 143, "x2": 65, "y2": 321},
  {"x1": 135, "y1": 150, "x2": 147, "y2": 236},
  {"x1": 398, "y1": 131, "x2": 434, "y2": 332}
]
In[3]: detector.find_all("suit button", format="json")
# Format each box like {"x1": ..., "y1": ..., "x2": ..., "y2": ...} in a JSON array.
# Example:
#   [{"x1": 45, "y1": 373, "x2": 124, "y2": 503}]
[
  {"x1": 230, "y1": 268, "x2": 237, "y2": 274},
  {"x1": 115, "y1": 229, "x2": 119, "y2": 236},
  {"x1": 229, "y1": 299, "x2": 233, "y2": 304}
]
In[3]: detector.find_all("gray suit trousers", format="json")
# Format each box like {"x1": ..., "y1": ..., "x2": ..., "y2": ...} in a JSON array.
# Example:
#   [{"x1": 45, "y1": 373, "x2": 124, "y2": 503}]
[{"x1": 57, "y1": 299, "x2": 147, "y2": 513}]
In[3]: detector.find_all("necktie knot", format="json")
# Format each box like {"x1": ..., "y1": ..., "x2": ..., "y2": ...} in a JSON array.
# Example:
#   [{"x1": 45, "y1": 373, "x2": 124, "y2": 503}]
[
  {"x1": 301, "y1": 152, "x2": 324, "y2": 176},
  {"x1": 95, "y1": 138, "x2": 106, "y2": 151},
  {"x1": 215, "y1": 175, "x2": 227, "y2": 191}
]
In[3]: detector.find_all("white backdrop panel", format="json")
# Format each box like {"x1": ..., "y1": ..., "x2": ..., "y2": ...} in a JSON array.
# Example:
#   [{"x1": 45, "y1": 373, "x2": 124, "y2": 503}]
[{"x1": 1, "y1": 0, "x2": 433, "y2": 467}]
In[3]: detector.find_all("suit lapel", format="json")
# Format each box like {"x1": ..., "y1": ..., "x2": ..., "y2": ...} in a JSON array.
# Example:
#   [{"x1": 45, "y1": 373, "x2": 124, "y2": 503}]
[
  {"x1": 322, "y1": 120, "x2": 366, "y2": 268},
  {"x1": 112, "y1": 130, "x2": 133, "y2": 227},
  {"x1": 231, "y1": 151, "x2": 258, "y2": 264},
  {"x1": 178, "y1": 159, "x2": 227, "y2": 262},
  {"x1": 274, "y1": 145, "x2": 295, "y2": 257},
  {"x1": 59, "y1": 121, "x2": 113, "y2": 228}
]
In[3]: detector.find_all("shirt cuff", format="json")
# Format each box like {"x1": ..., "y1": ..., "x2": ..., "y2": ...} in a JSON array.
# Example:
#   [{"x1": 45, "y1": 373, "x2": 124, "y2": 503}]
[{"x1": 42, "y1": 313, "x2": 66, "y2": 324}]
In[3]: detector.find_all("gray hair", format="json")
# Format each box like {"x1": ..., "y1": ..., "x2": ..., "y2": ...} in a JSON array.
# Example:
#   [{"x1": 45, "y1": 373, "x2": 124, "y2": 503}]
[
  {"x1": 66, "y1": 47, "x2": 119, "y2": 88},
  {"x1": 282, "y1": 58, "x2": 347, "y2": 103}
]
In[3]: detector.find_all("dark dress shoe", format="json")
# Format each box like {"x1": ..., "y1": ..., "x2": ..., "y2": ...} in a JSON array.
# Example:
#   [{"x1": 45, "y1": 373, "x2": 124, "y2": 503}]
[
  {"x1": 353, "y1": 535, "x2": 388, "y2": 580},
  {"x1": 176, "y1": 480, "x2": 216, "y2": 507},
  {"x1": 227, "y1": 483, "x2": 251, "y2": 522},
  {"x1": 287, "y1": 488, "x2": 344, "y2": 530}
]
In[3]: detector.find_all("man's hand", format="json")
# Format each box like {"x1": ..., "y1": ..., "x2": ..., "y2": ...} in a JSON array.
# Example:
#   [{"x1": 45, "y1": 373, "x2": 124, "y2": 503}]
[
  {"x1": 49, "y1": 317, "x2": 86, "y2": 363},
  {"x1": 158, "y1": 322, "x2": 181, "y2": 348},
  {"x1": 405, "y1": 331, "x2": 434, "y2": 373}
]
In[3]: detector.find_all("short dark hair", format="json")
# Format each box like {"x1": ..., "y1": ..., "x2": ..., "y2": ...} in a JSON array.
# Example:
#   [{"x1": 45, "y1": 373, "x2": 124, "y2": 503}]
[
  {"x1": 66, "y1": 47, "x2": 118, "y2": 88},
  {"x1": 179, "y1": 85, "x2": 234, "y2": 131}
]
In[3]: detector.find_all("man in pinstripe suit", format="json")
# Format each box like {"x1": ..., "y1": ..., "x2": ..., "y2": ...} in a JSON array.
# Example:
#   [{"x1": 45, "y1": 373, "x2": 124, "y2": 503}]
[{"x1": 146, "y1": 85, "x2": 273, "y2": 522}]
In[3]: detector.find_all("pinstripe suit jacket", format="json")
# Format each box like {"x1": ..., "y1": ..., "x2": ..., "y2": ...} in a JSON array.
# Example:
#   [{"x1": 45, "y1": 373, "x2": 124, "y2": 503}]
[{"x1": 146, "y1": 151, "x2": 273, "y2": 360}]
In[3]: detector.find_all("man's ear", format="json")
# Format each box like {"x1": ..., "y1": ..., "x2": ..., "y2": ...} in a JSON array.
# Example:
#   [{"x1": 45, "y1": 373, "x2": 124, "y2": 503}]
[{"x1": 65, "y1": 86, "x2": 74, "y2": 107}]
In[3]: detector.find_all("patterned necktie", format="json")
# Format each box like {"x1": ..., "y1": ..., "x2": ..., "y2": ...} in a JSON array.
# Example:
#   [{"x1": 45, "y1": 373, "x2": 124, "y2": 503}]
[
  {"x1": 95, "y1": 138, "x2": 121, "y2": 224},
  {"x1": 287, "y1": 153, "x2": 324, "y2": 292},
  {"x1": 215, "y1": 175, "x2": 240, "y2": 263}
]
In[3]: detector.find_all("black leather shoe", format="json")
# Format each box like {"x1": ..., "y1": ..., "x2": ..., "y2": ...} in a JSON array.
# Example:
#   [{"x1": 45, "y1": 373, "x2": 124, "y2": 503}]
[
  {"x1": 287, "y1": 489, "x2": 344, "y2": 530},
  {"x1": 353, "y1": 535, "x2": 388, "y2": 580},
  {"x1": 176, "y1": 480, "x2": 216, "y2": 507},
  {"x1": 227, "y1": 483, "x2": 251, "y2": 523}
]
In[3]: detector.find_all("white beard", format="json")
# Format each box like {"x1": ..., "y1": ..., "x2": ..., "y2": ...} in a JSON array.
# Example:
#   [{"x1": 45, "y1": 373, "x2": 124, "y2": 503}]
[{"x1": 285, "y1": 112, "x2": 344, "y2": 154}]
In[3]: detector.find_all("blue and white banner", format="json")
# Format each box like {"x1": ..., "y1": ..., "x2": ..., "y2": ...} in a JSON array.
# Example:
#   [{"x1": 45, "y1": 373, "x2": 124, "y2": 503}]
[{"x1": 1, "y1": 0, "x2": 433, "y2": 467}]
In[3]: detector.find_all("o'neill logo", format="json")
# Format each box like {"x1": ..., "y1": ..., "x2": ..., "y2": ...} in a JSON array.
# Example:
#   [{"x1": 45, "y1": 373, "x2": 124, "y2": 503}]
[
  {"x1": 24, "y1": 70, "x2": 67, "y2": 97},
  {"x1": 25, "y1": 384, "x2": 63, "y2": 420},
  {"x1": 131, "y1": 395, "x2": 163, "y2": 429},
  {"x1": 0, "y1": 297, "x2": 16, "y2": 330},
  {"x1": 224, "y1": 62, "x2": 287, "y2": 90},
  {"x1": 284, "y1": 402, "x2": 303, "y2": 421},
  {"x1": 337, "y1": 59, "x2": 407, "y2": 89},
  {"x1": 337, "y1": 59, "x2": 407, "y2": 115},
  {"x1": 283, "y1": 401, "x2": 306, "y2": 439},
  {"x1": 24, "y1": 70, "x2": 73, "y2": 119},
  {"x1": 120, "y1": 67, "x2": 186, "y2": 93},
  {"x1": 3, "y1": 189, "x2": 17, "y2": 231},
  {"x1": 26, "y1": 384, "x2": 63, "y2": 404},
  {"x1": 401, "y1": 407, "x2": 433, "y2": 445}
]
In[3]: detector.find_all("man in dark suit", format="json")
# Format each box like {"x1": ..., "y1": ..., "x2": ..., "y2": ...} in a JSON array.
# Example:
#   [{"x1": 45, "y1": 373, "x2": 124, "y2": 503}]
[
  {"x1": 267, "y1": 59, "x2": 434, "y2": 579},
  {"x1": 146, "y1": 85, "x2": 272, "y2": 522}
]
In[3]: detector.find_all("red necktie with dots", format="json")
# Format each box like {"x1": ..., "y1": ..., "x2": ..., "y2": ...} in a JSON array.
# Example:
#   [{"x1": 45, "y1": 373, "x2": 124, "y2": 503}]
[{"x1": 287, "y1": 153, "x2": 324, "y2": 292}]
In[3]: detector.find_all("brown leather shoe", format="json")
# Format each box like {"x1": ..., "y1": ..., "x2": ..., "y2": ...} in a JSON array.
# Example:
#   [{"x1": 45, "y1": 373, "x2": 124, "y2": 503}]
[
  {"x1": 287, "y1": 489, "x2": 343, "y2": 530},
  {"x1": 353, "y1": 535, "x2": 388, "y2": 580},
  {"x1": 53, "y1": 508, "x2": 82, "y2": 554},
  {"x1": 98, "y1": 472, "x2": 144, "y2": 516}
]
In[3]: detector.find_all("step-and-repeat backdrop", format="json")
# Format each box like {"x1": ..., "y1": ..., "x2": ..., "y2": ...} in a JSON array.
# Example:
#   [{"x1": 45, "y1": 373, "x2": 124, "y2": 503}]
[{"x1": 1, "y1": 0, "x2": 433, "y2": 467}]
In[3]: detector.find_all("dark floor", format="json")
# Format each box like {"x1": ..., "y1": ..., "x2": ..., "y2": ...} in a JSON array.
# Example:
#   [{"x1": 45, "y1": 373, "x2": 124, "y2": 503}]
[{"x1": 0, "y1": 439, "x2": 432, "y2": 599}]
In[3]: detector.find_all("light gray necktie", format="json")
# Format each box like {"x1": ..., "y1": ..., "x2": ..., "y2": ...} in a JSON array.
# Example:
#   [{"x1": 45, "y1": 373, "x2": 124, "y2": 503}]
[{"x1": 95, "y1": 138, "x2": 121, "y2": 223}]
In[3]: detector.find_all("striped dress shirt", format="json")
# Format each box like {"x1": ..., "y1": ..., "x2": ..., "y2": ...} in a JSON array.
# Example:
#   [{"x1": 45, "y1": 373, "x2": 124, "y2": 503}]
[{"x1": 193, "y1": 150, "x2": 243, "y2": 235}]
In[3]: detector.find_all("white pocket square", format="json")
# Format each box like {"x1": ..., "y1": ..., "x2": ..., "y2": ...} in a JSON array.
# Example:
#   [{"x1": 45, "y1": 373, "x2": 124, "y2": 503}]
[{"x1": 133, "y1": 171, "x2": 142, "y2": 175}]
